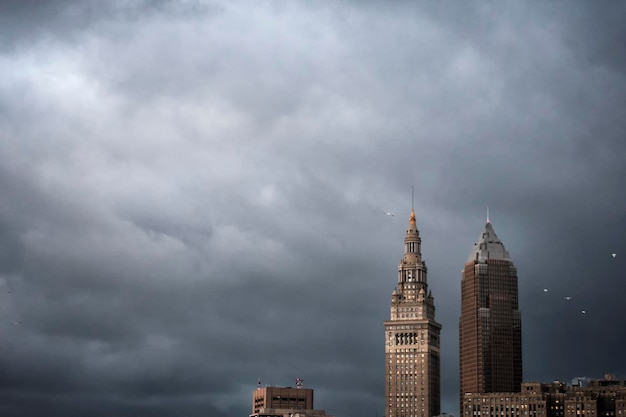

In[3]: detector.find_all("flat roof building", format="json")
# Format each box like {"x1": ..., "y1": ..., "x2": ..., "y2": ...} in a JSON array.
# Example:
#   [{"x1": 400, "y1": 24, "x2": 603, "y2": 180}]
[
  {"x1": 250, "y1": 385, "x2": 333, "y2": 417},
  {"x1": 461, "y1": 376, "x2": 626, "y2": 417}
]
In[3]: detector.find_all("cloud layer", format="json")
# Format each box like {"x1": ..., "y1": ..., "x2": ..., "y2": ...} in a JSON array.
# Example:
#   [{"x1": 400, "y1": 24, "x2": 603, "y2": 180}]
[{"x1": 1, "y1": 1, "x2": 625, "y2": 416}]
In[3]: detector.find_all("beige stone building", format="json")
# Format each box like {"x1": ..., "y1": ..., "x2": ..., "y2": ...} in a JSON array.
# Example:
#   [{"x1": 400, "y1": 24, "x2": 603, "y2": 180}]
[
  {"x1": 384, "y1": 209, "x2": 441, "y2": 417},
  {"x1": 461, "y1": 375, "x2": 626, "y2": 417},
  {"x1": 250, "y1": 386, "x2": 334, "y2": 417}
]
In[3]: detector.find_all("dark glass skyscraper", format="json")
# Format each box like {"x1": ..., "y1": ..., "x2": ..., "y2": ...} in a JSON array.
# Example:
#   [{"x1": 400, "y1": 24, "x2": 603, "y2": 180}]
[
  {"x1": 385, "y1": 209, "x2": 441, "y2": 417},
  {"x1": 459, "y1": 219, "x2": 522, "y2": 408}
]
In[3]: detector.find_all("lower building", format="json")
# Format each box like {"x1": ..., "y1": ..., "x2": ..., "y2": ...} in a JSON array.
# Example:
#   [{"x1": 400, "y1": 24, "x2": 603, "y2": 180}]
[
  {"x1": 461, "y1": 375, "x2": 626, "y2": 417},
  {"x1": 250, "y1": 386, "x2": 334, "y2": 417}
]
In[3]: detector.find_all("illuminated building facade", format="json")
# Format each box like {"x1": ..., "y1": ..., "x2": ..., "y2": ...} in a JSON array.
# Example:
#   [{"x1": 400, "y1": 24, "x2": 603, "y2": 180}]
[
  {"x1": 462, "y1": 376, "x2": 626, "y2": 417},
  {"x1": 385, "y1": 209, "x2": 441, "y2": 417},
  {"x1": 250, "y1": 385, "x2": 333, "y2": 417}
]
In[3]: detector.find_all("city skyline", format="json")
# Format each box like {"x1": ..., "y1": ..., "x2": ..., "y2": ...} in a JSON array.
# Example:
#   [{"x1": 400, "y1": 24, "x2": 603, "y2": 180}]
[{"x1": 1, "y1": 2, "x2": 625, "y2": 417}]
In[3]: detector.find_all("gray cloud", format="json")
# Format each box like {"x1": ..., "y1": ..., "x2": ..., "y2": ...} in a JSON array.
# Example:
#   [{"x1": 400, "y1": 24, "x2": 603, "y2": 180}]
[{"x1": 0, "y1": 1, "x2": 625, "y2": 416}]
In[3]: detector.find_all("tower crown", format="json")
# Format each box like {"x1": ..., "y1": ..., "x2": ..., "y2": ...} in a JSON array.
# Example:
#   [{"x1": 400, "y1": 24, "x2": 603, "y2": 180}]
[
  {"x1": 467, "y1": 221, "x2": 510, "y2": 262},
  {"x1": 404, "y1": 209, "x2": 422, "y2": 258},
  {"x1": 397, "y1": 209, "x2": 428, "y2": 290}
]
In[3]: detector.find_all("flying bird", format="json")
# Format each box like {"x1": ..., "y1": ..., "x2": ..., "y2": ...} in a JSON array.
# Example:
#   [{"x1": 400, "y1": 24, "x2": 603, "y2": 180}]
[
  {"x1": 543, "y1": 288, "x2": 548, "y2": 292},
  {"x1": 11, "y1": 321, "x2": 22, "y2": 325},
  {"x1": 564, "y1": 296, "x2": 572, "y2": 300},
  {"x1": 384, "y1": 212, "x2": 395, "y2": 217},
  {"x1": 581, "y1": 310, "x2": 586, "y2": 314},
  {"x1": 612, "y1": 253, "x2": 616, "y2": 258}
]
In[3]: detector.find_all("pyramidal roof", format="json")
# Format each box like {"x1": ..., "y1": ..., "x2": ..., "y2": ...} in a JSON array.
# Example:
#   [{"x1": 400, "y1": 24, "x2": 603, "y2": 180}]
[{"x1": 467, "y1": 221, "x2": 510, "y2": 262}]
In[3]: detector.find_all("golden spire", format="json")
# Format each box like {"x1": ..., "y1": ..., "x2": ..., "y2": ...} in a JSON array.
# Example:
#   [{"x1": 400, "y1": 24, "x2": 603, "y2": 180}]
[{"x1": 410, "y1": 185, "x2": 416, "y2": 224}]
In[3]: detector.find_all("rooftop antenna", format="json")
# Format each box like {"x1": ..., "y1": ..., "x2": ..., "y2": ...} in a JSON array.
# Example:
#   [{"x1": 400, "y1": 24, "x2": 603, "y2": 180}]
[
  {"x1": 486, "y1": 206, "x2": 490, "y2": 223},
  {"x1": 258, "y1": 377, "x2": 261, "y2": 390},
  {"x1": 296, "y1": 377, "x2": 303, "y2": 389},
  {"x1": 412, "y1": 185, "x2": 414, "y2": 212}
]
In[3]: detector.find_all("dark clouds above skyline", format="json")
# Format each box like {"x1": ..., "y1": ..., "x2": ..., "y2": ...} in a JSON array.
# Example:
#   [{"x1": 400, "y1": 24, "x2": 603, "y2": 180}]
[{"x1": 1, "y1": 1, "x2": 625, "y2": 416}]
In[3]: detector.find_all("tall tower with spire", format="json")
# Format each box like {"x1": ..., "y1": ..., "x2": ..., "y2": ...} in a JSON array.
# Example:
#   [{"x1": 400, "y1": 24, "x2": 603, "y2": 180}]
[
  {"x1": 459, "y1": 217, "x2": 522, "y2": 410},
  {"x1": 385, "y1": 209, "x2": 441, "y2": 417}
]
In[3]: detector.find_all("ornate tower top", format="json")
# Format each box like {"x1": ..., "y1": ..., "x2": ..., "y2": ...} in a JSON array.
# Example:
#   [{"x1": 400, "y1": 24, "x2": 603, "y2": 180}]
[
  {"x1": 403, "y1": 209, "x2": 422, "y2": 262},
  {"x1": 394, "y1": 208, "x2": 428, "y2": 297}
]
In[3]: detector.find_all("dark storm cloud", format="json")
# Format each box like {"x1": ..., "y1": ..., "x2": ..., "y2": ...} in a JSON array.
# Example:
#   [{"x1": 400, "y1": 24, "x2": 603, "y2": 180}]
[
  {"x1": 0, "y1": 1, "x2": 625, "y2": 417},
  {"x1": 0, "y1": 0, "x2": 218, "y2": 52}
]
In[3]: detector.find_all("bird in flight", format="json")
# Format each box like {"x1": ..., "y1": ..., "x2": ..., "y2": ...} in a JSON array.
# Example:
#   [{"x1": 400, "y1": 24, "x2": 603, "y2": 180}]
[
  {"x1": 384, "y1": 212, "x2": 395, "y2": 217},
  {"x1": 612, "y1": 253, "x2": 616, "y2": 258},
  {"x1": 11, "y1": 321, "x2": 22, "y2": 325},
  {"x1": 564, "y1": 296, "x2": 572, "y2": 300}
]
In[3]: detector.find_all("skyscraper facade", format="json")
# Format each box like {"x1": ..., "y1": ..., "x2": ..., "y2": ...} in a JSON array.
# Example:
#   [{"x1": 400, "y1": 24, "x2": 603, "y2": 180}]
[
  {"x1": 459, "y1": 219, "x2": 522, "y2": 409},
  {"x1": 385, "y1": 209, "x2": 441, "y2": 417}
]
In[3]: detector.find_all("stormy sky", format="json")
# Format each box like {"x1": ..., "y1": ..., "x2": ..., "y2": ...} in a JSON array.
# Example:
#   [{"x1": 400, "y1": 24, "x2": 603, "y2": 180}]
[{"x1": 1, "y1": 1, "x2": 625, "y2": 416}]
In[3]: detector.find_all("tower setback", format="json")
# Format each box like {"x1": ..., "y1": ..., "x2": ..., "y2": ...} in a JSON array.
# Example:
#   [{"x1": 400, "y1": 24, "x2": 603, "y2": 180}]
[{"x1": 385, "y1": 209, "x2": 441, "y2": 417}]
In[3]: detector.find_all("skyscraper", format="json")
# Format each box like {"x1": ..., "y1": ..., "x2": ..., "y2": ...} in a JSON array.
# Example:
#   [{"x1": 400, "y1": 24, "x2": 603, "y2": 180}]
[
  {"x1": 459, "y1": 219, "x2": 522, "y2": 408},
  {"x1": 385, "y1": 209, "x2": 441, "y2": 417}
]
